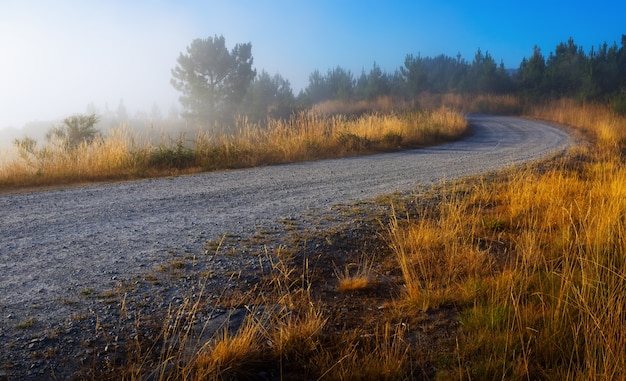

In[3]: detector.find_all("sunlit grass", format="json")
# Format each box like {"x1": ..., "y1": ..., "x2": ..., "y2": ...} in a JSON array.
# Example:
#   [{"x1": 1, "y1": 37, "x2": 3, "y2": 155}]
[
  {"x1": 387, "y1": 187, "x2": 497, "y2": 311},
  {"x1": 417, "y1": 92, "x2": 524, "y2": 115},
  {"x1": 192, "y1": 313, "x2": 268, "y2": 380},
  {"x1": 527, "y1": 98, "x2": 626, "y2": 154},
  {"x1": 311, "y1": 96, "x2": 408, "y2": 116},
  {"x1": 335, "y1": 254, "x2": 377, "y2": 292},
  {"x1": 0, "y1": 126, "x2": 143, "y2": 189},
  {"x1": 387, "y1": 101, "x2": 626, "y2": 379},
  {"x1": 0, "y1": 107, "x2": 467, "y2": 191}
]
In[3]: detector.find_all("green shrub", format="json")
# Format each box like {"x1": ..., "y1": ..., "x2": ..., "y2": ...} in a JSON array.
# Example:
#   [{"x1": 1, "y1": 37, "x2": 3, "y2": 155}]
[
  {"x1": 381, "y1": 132, "x2": 403, "y2": 147},
  {"x1": 146, "y1": 141, "x2": 197, "y2": 169},
  {"x1": 337, "y1": 133, "x2": 371, "y2": 151},
  {"x1": 611, "y1": 92, "x2": 626, "y2": 116}
]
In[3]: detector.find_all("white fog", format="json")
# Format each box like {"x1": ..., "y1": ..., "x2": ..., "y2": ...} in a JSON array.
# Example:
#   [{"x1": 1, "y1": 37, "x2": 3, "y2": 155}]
[{"x1": 0, "y1": 2, "x2": 198, "y2": 149}]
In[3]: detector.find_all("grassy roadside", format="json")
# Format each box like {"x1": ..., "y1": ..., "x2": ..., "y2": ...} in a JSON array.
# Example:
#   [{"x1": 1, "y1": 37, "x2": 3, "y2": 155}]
[
  {"x1": 387, "y1": 99, "x2": 626, "y2": 379},
  {"x1": 0, "y1": 104, "x2": 467, "y2": 192},
  {"x1": 78, "y1": 97, "x2": 626, "y2": 380},
  {"x1": 6, "y1": 96, "x2": 626, "y2": 379}
]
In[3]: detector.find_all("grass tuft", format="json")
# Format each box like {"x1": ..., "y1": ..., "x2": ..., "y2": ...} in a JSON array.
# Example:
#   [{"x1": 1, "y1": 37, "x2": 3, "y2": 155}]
[
  {"x1": 15, "y1": 318, "x2": 36, "y2": 330},
  {"x1": 335, "y1": 254, "x2": 377, "y2": 292}
]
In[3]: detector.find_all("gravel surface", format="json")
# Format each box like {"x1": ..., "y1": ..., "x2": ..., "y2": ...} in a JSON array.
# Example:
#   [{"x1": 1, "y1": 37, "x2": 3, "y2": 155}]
[{"x1": 0, "y1": 115, "x2": 573, "y2": 378}]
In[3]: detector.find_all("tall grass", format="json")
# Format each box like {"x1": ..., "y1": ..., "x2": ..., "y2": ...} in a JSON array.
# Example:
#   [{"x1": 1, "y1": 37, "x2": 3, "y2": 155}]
[
  {"x1": 387, "y1": 186, "x2": 497, "y2": 312},
  {"x1": 311, "y1": 96, "x2": 413, "y2": 116},
  {"x1": 0, "y1": 107, "x2": 467, "y2": 191},
  {"x1": 417, "y1": 92, "x2": 524, "y2": 115},
  {"x1": 527, "y1": 98, "x2": 626, "y2": 154},
  {"x1": 387, "y1": 102, "x2": 626, "y2": 379},
  {"x1": 0, "y1": 127, "x2": 143, "y2": 189}
]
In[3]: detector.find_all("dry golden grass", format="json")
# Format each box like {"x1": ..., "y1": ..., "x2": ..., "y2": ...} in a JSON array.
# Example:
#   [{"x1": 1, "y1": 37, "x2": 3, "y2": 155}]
[
  {"x1": 192, "y1": 315, "x2": 267, "y2": 380},
  {"x1": 335, "y1": 254, "x2": 377, "y2": 292},
  {"x1": 417, "y1": 92, "x2": 524, "y2": 115},
  {"x1": 270, "y1": 304, "x2": 326, "y2": 363},
  {"x1": 206, "y1": 106, "x2": 466, "y2": 165},
  {"x1": 0, "y1": 107, "x2": 467, "y2": 191},
  {"x1": 312, "y1": 323, "x2": 410, "y2": 381},
  {"x1": 311, "y1": 96, "x2": 414, "y2": 116},
  {"x1": 528, "y1": 98, "x2": 626, "y2": 153},
  {"x1": 387, "y1": 102, "x2": 626, "y2": 379},
  {"x1": 388, "y1": 192, "x2": 496, "y2": 311},
  {"x1": 0, "y1": 126, "x2": 143, "y2": 189}
]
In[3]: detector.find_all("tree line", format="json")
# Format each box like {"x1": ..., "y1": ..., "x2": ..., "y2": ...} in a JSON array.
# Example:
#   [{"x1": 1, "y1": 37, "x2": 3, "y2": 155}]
[
  {"x1": 12, "y1": 34, "x2": 625, "y2": 167},
  {"x1": 172, "y1": 34, "x2": 626, "y2": 125}
]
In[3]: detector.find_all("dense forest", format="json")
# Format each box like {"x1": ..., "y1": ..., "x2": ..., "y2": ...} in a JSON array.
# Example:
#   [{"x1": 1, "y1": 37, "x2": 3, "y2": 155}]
[
  {"x1": 173, "y1": 34, "x2": 626, "y2": 125},
  {"x1": 302, "y1": 36, "x2": 626, "y2": 103}
]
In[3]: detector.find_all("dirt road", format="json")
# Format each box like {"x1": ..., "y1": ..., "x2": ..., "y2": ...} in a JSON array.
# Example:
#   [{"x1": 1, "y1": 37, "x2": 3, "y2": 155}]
[{"x1": 0, "y1": 115, "x2": 572, "y2": 378}]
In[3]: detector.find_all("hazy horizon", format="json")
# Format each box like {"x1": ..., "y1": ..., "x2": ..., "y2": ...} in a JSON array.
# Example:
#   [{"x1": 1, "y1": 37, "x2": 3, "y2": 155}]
[{"x1": 2, "y1": 0, "x2": 624, "y2": 130}]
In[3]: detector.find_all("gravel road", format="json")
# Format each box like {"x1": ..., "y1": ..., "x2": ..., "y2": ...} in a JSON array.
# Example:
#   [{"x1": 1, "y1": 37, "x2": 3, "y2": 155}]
[{"x1": 0, "y1": 115, "x2": 572, "y2": 377}]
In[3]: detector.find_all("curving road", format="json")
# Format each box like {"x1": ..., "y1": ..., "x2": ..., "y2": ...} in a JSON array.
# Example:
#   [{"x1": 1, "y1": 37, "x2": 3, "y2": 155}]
[{"x1": 0, "y1": 115, "x2": 572, "y2": 324}]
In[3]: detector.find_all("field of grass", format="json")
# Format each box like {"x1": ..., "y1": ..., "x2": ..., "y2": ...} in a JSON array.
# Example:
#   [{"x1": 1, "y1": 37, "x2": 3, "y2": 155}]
[{"x1": 0, "y1": 103, "x2": 466, "y2": 192}]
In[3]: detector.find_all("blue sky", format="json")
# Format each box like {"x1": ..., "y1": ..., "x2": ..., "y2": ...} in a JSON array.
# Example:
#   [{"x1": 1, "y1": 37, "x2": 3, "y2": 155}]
[{"x1": 1, "y1": 0, "x2": 624, "y2": 129}]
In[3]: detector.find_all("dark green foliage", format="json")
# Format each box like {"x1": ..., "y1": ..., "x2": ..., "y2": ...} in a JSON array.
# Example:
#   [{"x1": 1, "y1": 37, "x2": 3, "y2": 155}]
[
  {"x1": 427, "y1": 54, "x2": 467, "y2": 93},
  {"x1": 460, "y1": 49, "x2": 513, "y2": 94},
  {"x1": 300, "y1": 66, "x2": 355, "y2": 105},
  {"x1": 302, "y1": 34, "x2": 626, "y2": 105},
  {"x1": 518, "y1": 35, "x2": 626, "y2": 101},
  {"x1": 400, "y1": 53, "x2": 430, "y2": 96},
  {"x1": 518, "y1": 46, "x2": 547, "y2": 98},
  {"x1": 545, "y1": 38, "x2": 588, "y2": 97},
  {"x1": 240, "y1": 70, "x2": 296, "y2": 123},
  {"x1": 172, "y1": 33, "x2": 626, "y2": 123},
  {"x1": 146, "y1": 141, "x2": 197, "y2": 169},
  {"x1": 302, "y1": 70, "x2": 329, "y2": 105},
  {"x1": 381, "y1": 132, "x2": 403, "y2": 147},
  {"x1": 611, "y1": 92, "x2": 626, "y2": 116},
  {"x1": 46, "y1": 114, "x2": 101, "y2": 151},
  {"x1": 327, "y1": 66, "x2": 355, "y2": 101},
  {"x1": 171, "y1": 35, "x2": 256, "y2": 124},
  {"x1": 336, "y1": 133, "x2": 371, "y2": 151},
  {"x1": 589, "y1": 42, "x2": 621, "y2": 96},
  {"x1": 354, "y1": 63, "x2": 392, "y2": 100},
  {"x1": 399, "y1": 50, "x2": 513, "y2": 97},
  {"x1": 483, "y1": 217, "x2": 507, "y2": 232}
]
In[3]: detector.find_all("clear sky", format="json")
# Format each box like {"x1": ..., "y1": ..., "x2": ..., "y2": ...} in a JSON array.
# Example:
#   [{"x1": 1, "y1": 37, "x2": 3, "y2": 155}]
[{"x1": 1, "y1": 0, "x2": 624, "y2": 129}]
